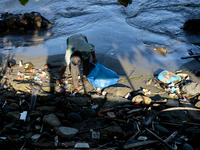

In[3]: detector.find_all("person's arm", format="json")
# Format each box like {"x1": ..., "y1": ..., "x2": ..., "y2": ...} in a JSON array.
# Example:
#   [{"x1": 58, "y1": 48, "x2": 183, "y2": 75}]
[
  {"x1": 91, "y1": 51, "x2": 97, "y2": 63},
  {"x1": 56, "y1": 65, "x2": 67, "y2": 84}
]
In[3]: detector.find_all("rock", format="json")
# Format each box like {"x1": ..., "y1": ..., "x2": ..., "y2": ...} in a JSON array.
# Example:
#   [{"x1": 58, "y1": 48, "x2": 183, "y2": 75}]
[
  {"x1": 132, "y1": 95, "x2": 152, "y2": 105},
  {"x1": 67, "y1": 112, "x2": 82, "y2": 123},
  {"x1": 104, "y1": 85, "x2": 133, "y2": 97},
  {"x1": 80, "y1": 109, "x2": 96, "y2": 118},
  {"x1": 10, "y1": 103, "x2": 20, "y2": 109},
  {"x1": 67, "y1": 97, "x2": 90, "y2": 106},
  {"x1": 154, "y1": 124, "x2": 169, "y2": 135},
  {"x1": 43, "y1": 113, "x2": 62, "y2": 128},
  {"x1": 102, "y1": 126, "x2": 124, "y2": 138},
  {"x1": 53, "y1": 126, "x2": 78, "y2": 139},
  {"x1": 28, "y1": 110, "x2": 43, "y2": 119},
  {"x1": 3, "y1": 91, "x2": 15, "y2": 99},
  {"x1": 181, "y1": 82, "x2": 200, "y2": 96},
  {"x1": 195, "y1": 101, "x2": 200, "y2": 108},
  {"x1": 36, "y1": 106, "x2": 57, "y2": 113},
  {"x1": 103, "y1": 95, "x2": 132, "y2": 108},
  {"x1": 183, "y1": 143, "x2": 194, "y2": 150},
  {"x1": 5, "y1": 111, "x2": 20, "y2": 122}
]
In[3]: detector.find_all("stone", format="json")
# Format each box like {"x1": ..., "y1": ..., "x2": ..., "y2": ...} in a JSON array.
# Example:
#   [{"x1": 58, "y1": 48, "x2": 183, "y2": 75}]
[
  {"x1": 181, "y1": 82, "x2": 200, "y2": 96},
  {"x1": 36, "y1": 106, "x2": 57, "y2": 113},
  {"x1": 53, "y1": 126, "x2": 78, "y2": 139},
  {"x1": 132, "y1": 95, "x2": 152, "y2": 105},
  {"x1": 3, "y1": 91, "x2": 15, "y2": 99},
  {"x1": 104, "y1": 85, "x2": 133, "y2": 97},
  {"x1": 183, "y1": 143, "x2": 194, "y2": 150},
  {"x1": 79, "y1": 109, "x2": 96, "y2": 118},
  {"x1": 28, "y1": 110, "x2": 43, "y2": 119},
  {"x1": 103, "y1": 96, "x2": 132, "y2": 108},
  {"x1": 43, "y1": 113, "x2": 62, "y2": 128},
  {"x1": 195, "y1": 101, "x2": 200, "y2": 108},
  {"x1": 10, "y1": 103, "x2": 20, "y2": 109},
  {"x1": 11, "y1": 80, "x2": 59, "y2": 93},
  {"x1": 67, "y1": 97, "x2": 90, "y2": 106},
  {"x1": 102, "y1": 126, "x2": 124, "y2": 138},
  {"x1": 5, "y1": 111, "x2": 20, "y2": 122},
  {"x1": 67, "y1": 112, "x2": 82, "y2": 123}
]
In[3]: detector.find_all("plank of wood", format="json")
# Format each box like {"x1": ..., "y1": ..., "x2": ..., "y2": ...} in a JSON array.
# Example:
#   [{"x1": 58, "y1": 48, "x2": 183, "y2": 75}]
[{"x1": 123, "y1": 140, "x2": 159, "y2": 149}]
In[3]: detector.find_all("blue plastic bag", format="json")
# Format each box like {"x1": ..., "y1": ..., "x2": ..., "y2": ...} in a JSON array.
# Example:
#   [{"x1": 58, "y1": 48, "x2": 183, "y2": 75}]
[{"x1": 87, "y1": 62, "x2": 119, "y2": 89}]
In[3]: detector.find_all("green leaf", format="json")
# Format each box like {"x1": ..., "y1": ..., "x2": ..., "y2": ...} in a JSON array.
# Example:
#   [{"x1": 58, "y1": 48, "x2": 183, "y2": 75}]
[{"x1": 19, "y1": 0, "x2": 29, "y2": 6}]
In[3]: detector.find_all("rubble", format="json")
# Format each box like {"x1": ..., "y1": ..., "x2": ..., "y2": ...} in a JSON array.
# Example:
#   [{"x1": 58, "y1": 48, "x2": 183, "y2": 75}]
[{"x1": 1, "y1": 62, "x2": 200, "y2": 149}]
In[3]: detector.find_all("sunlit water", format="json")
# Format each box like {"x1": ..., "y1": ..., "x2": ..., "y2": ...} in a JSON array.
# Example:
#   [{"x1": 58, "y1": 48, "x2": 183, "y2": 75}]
[{"x1": 1, "y1": 0, "x2": 200, "y2": 73}]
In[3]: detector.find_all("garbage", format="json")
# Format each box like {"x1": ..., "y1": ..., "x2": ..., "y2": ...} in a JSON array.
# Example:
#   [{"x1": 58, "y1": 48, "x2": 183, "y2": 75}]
[
  {"x1": 74, "y1": 143, "x2": 90, "y2": 148},
  {"x1": 87, "y1": 62, "x2": 119, "y2": 89},
  {"x1": 1, "y1": 60, "x2": 200, "y2": 150},
  {"x1": 158, "y1": 70, "x2": 181, "y2": 84},
  {"x1": 20, "y1": 111, "x2": 27, "y2": 121}
]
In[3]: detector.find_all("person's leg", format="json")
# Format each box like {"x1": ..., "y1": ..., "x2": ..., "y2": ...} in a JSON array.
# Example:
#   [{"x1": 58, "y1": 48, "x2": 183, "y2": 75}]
[
  {"x1": 82, "y1": 56, "x2": 90, "y2": 76},
  {"x1": 70, "y1": 62, "x2": 79, "y2": 86}
]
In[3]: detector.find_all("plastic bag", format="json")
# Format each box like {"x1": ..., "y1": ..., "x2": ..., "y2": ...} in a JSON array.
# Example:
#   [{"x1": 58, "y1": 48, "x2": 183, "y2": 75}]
[
  {"x1": 87, "y1": 62, "x2": 119, "y2": 89},
  {"x1": 158, "y1": 70, "x2": 181, "y2": 84}
]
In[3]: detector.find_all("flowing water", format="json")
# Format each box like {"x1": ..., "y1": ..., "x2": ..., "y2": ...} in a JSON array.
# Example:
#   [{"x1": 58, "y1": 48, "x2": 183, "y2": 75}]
[{"x1": 1, "y1": 0, "x2": 200, "y2": 74}]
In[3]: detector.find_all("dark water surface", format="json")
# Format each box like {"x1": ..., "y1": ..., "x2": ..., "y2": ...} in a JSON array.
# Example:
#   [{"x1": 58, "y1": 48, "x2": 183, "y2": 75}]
[{"x1": 1, "y1": 0, "x2": 200, "y2": 73}]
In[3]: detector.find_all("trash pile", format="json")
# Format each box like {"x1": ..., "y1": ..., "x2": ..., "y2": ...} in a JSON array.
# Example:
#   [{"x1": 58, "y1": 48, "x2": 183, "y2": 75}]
[{"x1": 0, "y1": 61, "x2": 200, "y2": 149}]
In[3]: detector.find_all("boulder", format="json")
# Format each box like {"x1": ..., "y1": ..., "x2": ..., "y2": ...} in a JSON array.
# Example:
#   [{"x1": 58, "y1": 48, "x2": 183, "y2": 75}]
[
  {"x1": 132, "y1": 95, "x2": 153, "y2": 105},
  {"x1": 43, "y1": 113, "x2": 62, "y2": 128},
  {"x1": 104, "y1": 85, "x2": 133, "y2": 97},
  {"x1": 53, "y1": 126, "x2": 78, "y2": 139}
]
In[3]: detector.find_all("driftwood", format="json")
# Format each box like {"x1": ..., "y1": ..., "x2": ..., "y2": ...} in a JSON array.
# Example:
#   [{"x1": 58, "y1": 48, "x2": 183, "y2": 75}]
[{"x1": 123, "y1": 140, "x2": 159, "y2": 149}]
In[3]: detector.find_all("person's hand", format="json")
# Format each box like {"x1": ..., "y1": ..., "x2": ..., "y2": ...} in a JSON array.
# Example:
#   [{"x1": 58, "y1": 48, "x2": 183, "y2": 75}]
[
  {"x1": 92, "y1": 58, "x2": 97, "y2": 63},
  {"x1": 74, "y1": 85, "x2": 79, "y2": 91}
]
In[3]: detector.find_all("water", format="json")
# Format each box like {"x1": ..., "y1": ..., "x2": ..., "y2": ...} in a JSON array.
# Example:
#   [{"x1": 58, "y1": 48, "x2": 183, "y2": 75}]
[{"x1": 1, "y1": 0, "x2": 200, "y2": 73}]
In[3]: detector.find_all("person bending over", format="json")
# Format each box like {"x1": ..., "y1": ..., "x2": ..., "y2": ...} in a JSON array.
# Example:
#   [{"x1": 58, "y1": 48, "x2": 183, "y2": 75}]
[{"x1": 56, "y1": 34, "x2": 97, "y2": 91}]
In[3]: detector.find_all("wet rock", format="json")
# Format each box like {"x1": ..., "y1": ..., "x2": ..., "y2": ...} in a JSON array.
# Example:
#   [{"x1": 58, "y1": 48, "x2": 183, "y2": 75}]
[
  {"x1": 5, "y1": 111, "x2": 20, "y2": 122},
  {"x1": 53, "y1": 126, "x2": 78, "y2": 139},
  {"x1": 36, "y1": 106, "x2": 57, "y2": 113},
  {"x1": 80, "y1": 109, "x2": 96, "y2": 119},
  {"x1": 102, "y1": 125, "x2": 124, "y2": 138},
  {"x1": 183, "y1": 143, "x2": 194, "y2": 150},
  {"x1": 28, "y1": 110, "x2": 43, "y2": 119},
  {"x1": 104, "y1": 85, "x2": 133, "y2": 97},
  {"x1": 132, "y1": 95, "x2": 152, "y2": 105},
  {"x1": 2, "y1": 106, "x2": 15, "y2": 113},
  {"x1": 3, "y1": 91, "x2": 15, "y2": 98},
  {"x1": 67, "y1": 97, "x2": 90, "y2": 106},
  {"x1": 43, "y1": 113, "x2": 62, "y2": 128},
  {"x1": 67, "y1": 112, "x2": 82, "y2": 123},
  {"x1": 103, "y1": 96, "x2": 132, "y2": 108},
  {"x1": 25, "y1": 132, "x2": 34, "y2": 139},
  {"x1": 0, "y1": 12, "x2": 51, "y2": 32},
  {"x1": 181, "y1": 82, "x2": 200, "y2": 96},
  {"x1": 40, "y1": 132, "x2": 51, "y2": 139},
  {"x1": 195, "y1": 101, "x2": 200, "y2": 108},
  {"x1": 9, "y1": 103, "x2": 20, "y2": 109},
  {"x1": 154, "y1": 124, "x2": 169, "y2": 135},
  {"x1": 61, "y1": 120, "x2": 73, "y2": 126}
]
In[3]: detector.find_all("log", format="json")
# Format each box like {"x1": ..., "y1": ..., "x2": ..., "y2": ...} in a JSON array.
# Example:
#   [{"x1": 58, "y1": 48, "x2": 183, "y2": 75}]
[{"x1": 123, "y1": 140, "x2": 159, "y2": 149}]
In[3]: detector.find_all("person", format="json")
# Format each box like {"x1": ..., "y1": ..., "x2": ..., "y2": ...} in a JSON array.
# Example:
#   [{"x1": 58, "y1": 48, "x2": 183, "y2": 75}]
[{"x1": 56, "y1": 34, "x2": 97, "y2": 91}]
